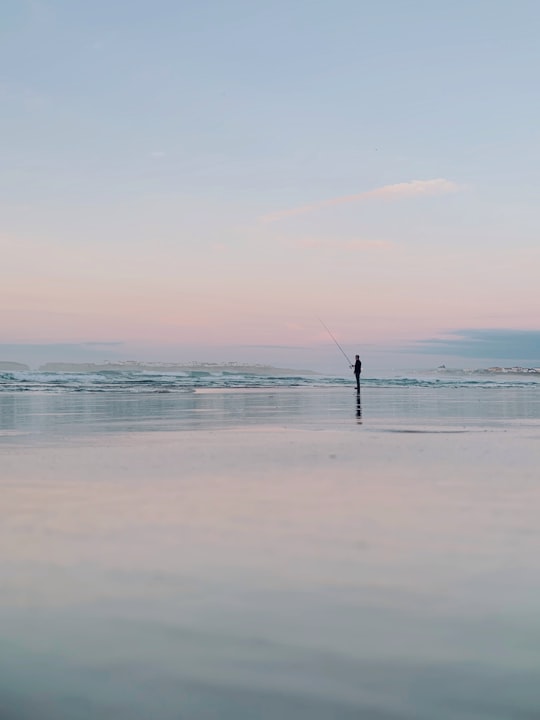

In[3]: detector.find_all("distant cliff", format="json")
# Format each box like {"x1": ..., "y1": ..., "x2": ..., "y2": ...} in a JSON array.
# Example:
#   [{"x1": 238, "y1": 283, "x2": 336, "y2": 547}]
[
  {"x1": 37, "y1": 361, "x2": 316, "y2": 376},
  {"x1": 0, "y1": 362, "x2": 30, "y2": 371}
]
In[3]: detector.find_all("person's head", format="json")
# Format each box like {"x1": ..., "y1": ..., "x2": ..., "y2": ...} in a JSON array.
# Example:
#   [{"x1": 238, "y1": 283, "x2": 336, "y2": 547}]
[{"x1": 355, "y1": 355, "x2": 359, "y2": 360}]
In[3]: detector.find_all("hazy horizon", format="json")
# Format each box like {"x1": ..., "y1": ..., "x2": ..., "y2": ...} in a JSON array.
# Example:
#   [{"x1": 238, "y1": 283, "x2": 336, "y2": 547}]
[{"x1": 1, "y1": 329, "x2": 539, "y2": 375}]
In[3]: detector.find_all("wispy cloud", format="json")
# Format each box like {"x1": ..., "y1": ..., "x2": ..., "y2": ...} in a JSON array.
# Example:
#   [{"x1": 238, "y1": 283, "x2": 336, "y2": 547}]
[
  {"x1": 292, "y1": 237, "x2": 394, "y2": 251},
  {"x1": 261, "y1": 178, "x2": 460, "y2": 223},
  {"x1": 362, "y1": 178, "x2": 459, "y2": 200},
  {"x1": 239, "y1": 344, "x2": 313, "y2": 350}
]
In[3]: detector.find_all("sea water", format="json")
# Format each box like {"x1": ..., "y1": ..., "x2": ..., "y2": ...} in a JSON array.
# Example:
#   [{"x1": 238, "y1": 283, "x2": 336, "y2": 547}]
[{"x1": 1, "y1": 368, "x2": 540, "y2": 719}]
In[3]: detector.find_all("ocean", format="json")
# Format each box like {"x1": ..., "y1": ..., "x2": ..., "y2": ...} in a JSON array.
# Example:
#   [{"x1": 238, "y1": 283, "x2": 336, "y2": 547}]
[
  {"x1": 1, "y1": 365, "x2": 539, "y2": 718},
  {"x1": 2, "y1": 364, "x2": 540, "y2": 394}
]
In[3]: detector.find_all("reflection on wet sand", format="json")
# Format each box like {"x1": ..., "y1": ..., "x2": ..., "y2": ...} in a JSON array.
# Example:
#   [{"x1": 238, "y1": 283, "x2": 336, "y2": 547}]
[
  {"x1": 4, "y1": 384, "x2": 539, "y2": 445},
  {"x1": 2, "y1": 385, "x2": 540, "y2": 718},
  {"x1": 356, "y1": 389, "x2": 362, "y2": 424},
  {"x1": 2, "y1": 424, "x2": 540, "y2": 719}
]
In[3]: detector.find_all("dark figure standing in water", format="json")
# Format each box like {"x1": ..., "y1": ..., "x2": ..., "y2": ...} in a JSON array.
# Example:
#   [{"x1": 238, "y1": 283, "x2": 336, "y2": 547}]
[{"x1": 353, "y1": 354, "x2": 362, "y2": 392}]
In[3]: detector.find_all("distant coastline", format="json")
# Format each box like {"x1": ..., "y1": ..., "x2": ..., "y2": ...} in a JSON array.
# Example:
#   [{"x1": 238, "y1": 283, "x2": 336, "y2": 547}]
[
  {"x1": 2, "y1": 361, "x2": 540, "y2": 376},
  {"x1": 486, "y1": 366, "x2": 540, "y2": 374},
  {"x1": 0, "y1": 362, "x2": 30, "y2": 371},
  {"x1": 32, "y1": 361, "x2": 317, "y2": 376},
  {"x1": 437, "y1": 366, "x2": 540, "y2": 375}
]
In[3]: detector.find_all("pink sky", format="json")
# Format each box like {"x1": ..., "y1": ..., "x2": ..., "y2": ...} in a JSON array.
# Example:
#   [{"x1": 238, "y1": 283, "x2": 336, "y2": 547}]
[{"x1": 2, "y1": 2, "x2": 540, "y2": 371}]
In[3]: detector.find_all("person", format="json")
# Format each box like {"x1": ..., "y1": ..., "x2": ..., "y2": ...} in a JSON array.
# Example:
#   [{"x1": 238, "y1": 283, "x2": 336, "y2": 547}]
[{"x1": 352, "y1": 354, "x2": 362, "y2": 391}]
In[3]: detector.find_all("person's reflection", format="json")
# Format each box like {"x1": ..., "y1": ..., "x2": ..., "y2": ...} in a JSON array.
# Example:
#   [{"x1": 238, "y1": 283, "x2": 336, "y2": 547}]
[{"x1": 355, "y1": 389, "x2": 362, "y2": 424}]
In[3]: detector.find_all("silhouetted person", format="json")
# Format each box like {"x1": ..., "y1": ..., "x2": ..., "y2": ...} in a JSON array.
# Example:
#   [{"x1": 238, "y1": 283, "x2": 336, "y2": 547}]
[{"x1": 353, "y1": 354, "x2": 361, "y2": 392}]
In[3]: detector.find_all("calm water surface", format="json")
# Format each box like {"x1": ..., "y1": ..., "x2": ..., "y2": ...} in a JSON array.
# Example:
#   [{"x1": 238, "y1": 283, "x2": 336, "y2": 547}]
[{"x1": 1, "y1": 384, "x2": 540, "y2": 440}]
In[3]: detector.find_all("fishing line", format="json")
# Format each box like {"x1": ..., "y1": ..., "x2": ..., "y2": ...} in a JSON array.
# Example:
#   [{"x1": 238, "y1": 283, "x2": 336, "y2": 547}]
[{"x1": 317, "y1": 317, "x2": 353, "y2": 367}]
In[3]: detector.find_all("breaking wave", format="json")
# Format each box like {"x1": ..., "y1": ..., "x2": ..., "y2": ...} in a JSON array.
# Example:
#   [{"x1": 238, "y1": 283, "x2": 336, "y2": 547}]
[{"x1": 1, "y1": 364, "x2": 540, "y2": 393}]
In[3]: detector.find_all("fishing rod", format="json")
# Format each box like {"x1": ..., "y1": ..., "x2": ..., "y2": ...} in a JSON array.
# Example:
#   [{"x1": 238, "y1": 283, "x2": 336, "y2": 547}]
[{"x1": 318, "y1": 317, "x2": 353, "y2": 367}]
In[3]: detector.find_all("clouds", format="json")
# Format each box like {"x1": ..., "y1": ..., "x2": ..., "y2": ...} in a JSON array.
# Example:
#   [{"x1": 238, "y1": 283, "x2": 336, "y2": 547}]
[
  {"x1": 289, "y1": 236, "x2": 394, "y2": 251},
  {"x1": 362, "y1": 178, "x2": 460, "y2": 200},
  {"x1": 413, "y1": 329, "x2": 540, "y2": 363},
  {"x1": 261, "y1": 179, "x2": 461, "y2": 223}
]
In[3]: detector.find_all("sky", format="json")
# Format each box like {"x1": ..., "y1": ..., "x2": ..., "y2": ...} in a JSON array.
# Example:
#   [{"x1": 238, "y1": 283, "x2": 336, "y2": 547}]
[{"x1": 1, "y1": 0, "x2": 540, "y2": 373}]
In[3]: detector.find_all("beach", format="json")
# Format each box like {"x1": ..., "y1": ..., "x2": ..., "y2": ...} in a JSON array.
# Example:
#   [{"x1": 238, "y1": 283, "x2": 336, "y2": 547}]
[{"x1": 1, "y1": 384, "x2": 540, "y2": 718}]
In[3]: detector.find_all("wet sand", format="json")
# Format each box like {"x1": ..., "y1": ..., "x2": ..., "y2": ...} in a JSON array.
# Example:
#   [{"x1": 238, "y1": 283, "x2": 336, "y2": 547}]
[{"x1": 1, "y1": 389, "x2": 540, "y2": 718}]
